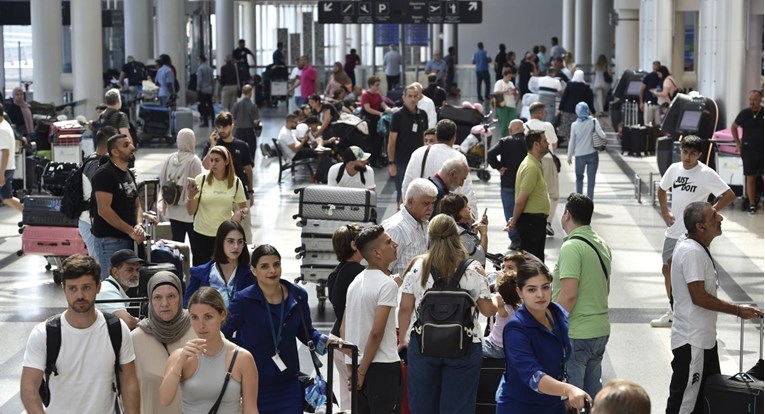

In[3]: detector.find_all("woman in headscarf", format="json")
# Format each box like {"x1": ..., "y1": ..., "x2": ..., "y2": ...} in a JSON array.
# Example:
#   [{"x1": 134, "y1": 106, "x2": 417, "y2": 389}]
[
  {"x1": 131, "y1": 271, "x2": 196, "y2": 414},
  {"x1": 159, "y1": 128, "x2": 203, "y2": 243},
  {"x1": 567, "y1": 102, "x2": 606, "y2": 199},
  {"x1": 6, "y1": 87, "x2": 34, "y2": 135},
  {"x1": 558, "y1": 70, "x2": 594, "y2": 144}
]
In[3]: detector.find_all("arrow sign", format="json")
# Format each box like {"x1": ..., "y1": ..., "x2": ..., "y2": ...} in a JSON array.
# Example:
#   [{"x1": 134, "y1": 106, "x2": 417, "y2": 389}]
[
  {"x1": 323, "y1": 2, "x2": 333, "y2": 12},
  {"x1": 468, "y1": 1, "x2": 478, "y2": 11}
]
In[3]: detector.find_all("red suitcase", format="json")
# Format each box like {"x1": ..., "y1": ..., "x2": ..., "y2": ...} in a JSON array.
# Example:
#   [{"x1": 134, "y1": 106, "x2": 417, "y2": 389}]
[
  {"x1": 21, "y1": 226, "x2": 87, "y2": 256},
  {"x1": 49, "y1": 120, "x2": 85, "y2": 142}
]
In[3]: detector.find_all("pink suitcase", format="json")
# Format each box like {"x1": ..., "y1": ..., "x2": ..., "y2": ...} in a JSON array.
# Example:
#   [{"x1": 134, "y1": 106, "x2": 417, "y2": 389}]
[
  {"x1": 21, "y1": 226, "x2": 88, "y2": 256},
  {"x1": 49, "y1": 120, "x2": 85, "y2": 142},
  {"x1": 713, "y1": 128, "x2": 743, "y2": 156}
]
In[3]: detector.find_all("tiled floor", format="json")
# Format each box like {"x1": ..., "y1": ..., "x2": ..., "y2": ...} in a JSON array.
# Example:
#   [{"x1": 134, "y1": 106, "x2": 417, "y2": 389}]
[{"x1": 0, "y1": 105, "x2": 761, "y2": 413}]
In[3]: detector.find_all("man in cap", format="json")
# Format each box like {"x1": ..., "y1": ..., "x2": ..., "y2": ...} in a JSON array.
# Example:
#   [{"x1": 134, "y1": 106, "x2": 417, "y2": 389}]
[
  {"x1": 327, "y1": 146, "x2": 376, "y2": 191},
  {"x1": 96, "y1": 249, "x2": 144, "y2": 330}
]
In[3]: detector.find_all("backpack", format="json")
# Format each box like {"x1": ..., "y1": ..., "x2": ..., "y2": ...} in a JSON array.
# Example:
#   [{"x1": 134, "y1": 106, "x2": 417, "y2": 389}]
[
  {"x1": 127, "y1": 61, "x2": 146, "y2": 87},
  {"x1": 60, "y1": 154, "x2": 101, "y2": 220},
  {"x1": 413, "y1": 259, "x2": 477, "y2": 359},
  {"x1": 39, "y1": 312, "x2": 123, "y2": 410},
  {"x1": 92, "y1": 109, "x2": 125, "y2": 140},
  {"x1": 160, "y1": 158, "x2": 187, "y2": 206}
]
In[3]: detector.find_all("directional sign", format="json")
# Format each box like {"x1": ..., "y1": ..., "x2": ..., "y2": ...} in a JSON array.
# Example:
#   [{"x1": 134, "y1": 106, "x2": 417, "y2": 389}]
[{"x1": 318, "y1": 0, "x2": 482, "y2": 24}]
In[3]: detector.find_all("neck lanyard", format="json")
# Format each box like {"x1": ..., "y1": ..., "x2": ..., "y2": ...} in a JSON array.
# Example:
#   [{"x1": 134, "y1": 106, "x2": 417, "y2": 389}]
[{"x1": 266, "y1": 286, "x2": 286, "y2": 352}]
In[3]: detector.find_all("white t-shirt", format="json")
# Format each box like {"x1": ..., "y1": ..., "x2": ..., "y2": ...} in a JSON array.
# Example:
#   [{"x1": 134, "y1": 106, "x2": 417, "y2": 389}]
[
  {"x1": 95, "y1": 276, "x2": 130, "y2": 314},
  {"x1": 290, "y1": 67, "x2": 302, "y2": 96},
  {"x1": 22, "y1": 310, "x2": 136, "y2": 414},
  {"x1": 660, "y1": 162, "x2": 730, "y2": 239},
  {"x1": 327, "y1": 163, "x2": 376, "y2": 190},
  {"x1": 401, "y1": 258, "x2": 491, "y2": 343},
  {"x1": 537, "y1": 75, "x2": 563, "y2": 95},
  {"x1": 0, "y1": 119, "x2": 16, "y2": 170},
  {"x1": 493, "y1": 79, "x2": 518, "y2": 107},
  {"x1": 344, "y1": 269, "x2": 400, "y2": 364},
  {"x1": 277, "y1": 125, "x2": 299, "y2": 160},
  {"x1": 417, "y1": 95, "x2": 438, "y2": 129},
  {"x1": 401, "y1": 143, "x2": 477, "y2": 213},
  {"x1": 525, "y1": 118, "x2": 559, "y2": 148},
  {"x1": 670, "y1": 235, "x2": 719, "y2": 350}
]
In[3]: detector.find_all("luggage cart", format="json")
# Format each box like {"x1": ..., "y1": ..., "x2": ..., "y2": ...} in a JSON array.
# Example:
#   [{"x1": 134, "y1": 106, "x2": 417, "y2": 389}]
[{"x1": 138, "y1": 103, "x2": 173, "y2": 145}]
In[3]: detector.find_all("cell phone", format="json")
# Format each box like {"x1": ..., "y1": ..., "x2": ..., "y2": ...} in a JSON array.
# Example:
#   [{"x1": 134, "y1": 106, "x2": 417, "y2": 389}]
[
  {"x1": 187, "y1": 177, "x2": 197, "y2": 185},
  {"x1": 483, "y1": 208, "x2": 488, "y2": 217}
]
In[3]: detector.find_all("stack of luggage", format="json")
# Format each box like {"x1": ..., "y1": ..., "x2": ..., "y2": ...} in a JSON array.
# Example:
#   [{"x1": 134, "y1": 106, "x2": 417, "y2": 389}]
[{"x1": 293, "y1": 186, "x2": 377, "y2": 313}]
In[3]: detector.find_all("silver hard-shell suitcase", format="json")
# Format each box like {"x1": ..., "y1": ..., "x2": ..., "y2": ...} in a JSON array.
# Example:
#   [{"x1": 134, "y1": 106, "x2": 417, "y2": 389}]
[{"x1": 294, "y1": 186, "x2": 377, "y2": 223}]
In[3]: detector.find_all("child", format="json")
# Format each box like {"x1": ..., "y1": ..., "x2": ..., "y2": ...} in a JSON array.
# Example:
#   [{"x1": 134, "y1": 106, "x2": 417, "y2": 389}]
[{"x1": 483, "y1": 253, "x2": 524, "y2": 358}]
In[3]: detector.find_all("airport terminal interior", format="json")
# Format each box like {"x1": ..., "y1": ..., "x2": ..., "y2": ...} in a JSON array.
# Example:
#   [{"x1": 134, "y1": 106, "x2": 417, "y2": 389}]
[{"x1": 0, "y1": 0, "x2": 763, "y2": 413}]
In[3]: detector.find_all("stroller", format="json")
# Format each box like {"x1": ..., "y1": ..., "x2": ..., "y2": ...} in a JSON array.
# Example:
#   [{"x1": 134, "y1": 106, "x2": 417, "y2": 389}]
[
  {"x1": 438, "y1": 104, "x2": 486, "y2": 145},
  {"x1": 440, "y1": 106, "x2": 495, "y2": 182}
]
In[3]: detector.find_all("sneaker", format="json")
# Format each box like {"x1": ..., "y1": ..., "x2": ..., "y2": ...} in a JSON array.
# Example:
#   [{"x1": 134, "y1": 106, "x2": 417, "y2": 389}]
[
  {"x1": 650, "y1": 310, "x2": 673, "y2": 327},
  {"x1": 749, "y1": 205, "x2": 757, "y2": 215},
  {"x1": 260, "y1": 143, "x2": 271, "y2": 158},
  {"x1": 509, "y1": 240, "x2": 522, "y2": 252},
  {"x1": 546, "y1": 223, "x2": 554, "y2": 236}
]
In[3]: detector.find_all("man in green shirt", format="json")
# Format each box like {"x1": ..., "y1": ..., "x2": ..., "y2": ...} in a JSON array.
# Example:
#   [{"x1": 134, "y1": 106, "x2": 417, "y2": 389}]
[
  {"x1": 505, "y1": 130, "x2": 550, "y2": 262},
  {"x1": 553, "y1": 193, "x2": 612, "y2": 399}
]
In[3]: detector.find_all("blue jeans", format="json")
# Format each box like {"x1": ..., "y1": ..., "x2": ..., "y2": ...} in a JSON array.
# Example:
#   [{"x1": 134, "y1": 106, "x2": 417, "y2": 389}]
[
  {"x1": 407, "y1": 333, "x2": 483, "y2": 414},
  {"x1": 575, "y1": 152, "x2": 599, "y2": 199},
  {"x1": 394, "y1": 159, "x2": 408, "y2": 204},
  {"x1": 566, "y1": 335, "x2": 609, "y2": 399},
  {"x1": 500, "y1": 186, "x2": 520, "y2": 243},
  {"x1": 475, "y1": 70, "x2": 491, "y2": 99},
  {"x1": 94, "y1": 236, "x2": 132, "y2": 280},
  {"x1": 294, "y1": 96, "x2": 307, "y2": 108},
  {"x1": 78, "y1": 219, "x2": 97, "y2": 258}
]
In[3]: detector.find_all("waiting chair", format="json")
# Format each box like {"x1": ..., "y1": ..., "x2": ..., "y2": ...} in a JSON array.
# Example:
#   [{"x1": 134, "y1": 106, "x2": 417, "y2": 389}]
[{"x1": 272, "y1": 138, "x2": 314, "y2": 183}]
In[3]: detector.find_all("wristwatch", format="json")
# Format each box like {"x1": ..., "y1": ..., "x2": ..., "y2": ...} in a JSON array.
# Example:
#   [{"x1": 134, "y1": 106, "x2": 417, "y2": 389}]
[{"x1": 388, "y1": 160, "x2": 396, "y2": 165}]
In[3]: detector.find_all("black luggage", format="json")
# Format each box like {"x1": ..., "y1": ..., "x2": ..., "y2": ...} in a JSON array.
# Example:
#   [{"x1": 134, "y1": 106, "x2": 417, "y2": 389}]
[
  {"x1": 626, "y1": 125, "x2": 648, "y2": 156},
  {"x1": 703, "y1": 318, "x2": 764, "y2": 414},
  {"x1": 294, "y1": 186, "x2": 377, "y2": 223},
  {"x1": 656, "y1": 137, "x2": 680, "y2": 176},
  {"x1": 41, "y1": 162, "x2": 79, "y2": 196},
  {"x1": 326, "y1": 342, "x2": 359, "y2": 414},
  {"x1": 476, "y1": 358, "x2": 505, "y2": 414},
  {"x1": 21, "y1": 195, "x2": 79, "y2": 227}
]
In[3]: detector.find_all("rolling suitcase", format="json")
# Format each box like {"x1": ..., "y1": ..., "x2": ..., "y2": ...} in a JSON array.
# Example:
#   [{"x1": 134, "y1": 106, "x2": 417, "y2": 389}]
[
  {"x1": 476, "y1": 358, "x2": 505, "y2": 413},
  {"x1": 21, "y1": 195, "x2": 79, "y2": 227},
  {"x1": 703, "y1": 318, "x2": 764, "y2": 414},
  {"x1": 294, "y1": 186, "x2": 377, "y2": 223},
  {"x1": 626, "y1": 125, "x2": 648, "y2": 156},
  {"x1": 327, "y1": 342, "x2": 359, "y2": 414},
  {"x1": 171, "y1": 108, "x2": 193, "y2": 139},
  {"x1": 20, "y1": 226, "x2": 87, "y2": 256}
]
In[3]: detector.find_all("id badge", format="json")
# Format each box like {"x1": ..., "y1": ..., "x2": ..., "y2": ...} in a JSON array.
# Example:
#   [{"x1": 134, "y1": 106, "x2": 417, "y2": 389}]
[
  {"x1": 272, "y1": 353, "x2": 287, "y2": 372},
  {"x1": 411, "y1": 123, "x2": 418, "y2": 133}
]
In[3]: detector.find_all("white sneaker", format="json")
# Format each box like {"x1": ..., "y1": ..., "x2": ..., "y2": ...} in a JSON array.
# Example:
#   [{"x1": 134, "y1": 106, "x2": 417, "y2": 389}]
[{"x1": 650, "y1": 310, "x2": 673, "y2": 327}]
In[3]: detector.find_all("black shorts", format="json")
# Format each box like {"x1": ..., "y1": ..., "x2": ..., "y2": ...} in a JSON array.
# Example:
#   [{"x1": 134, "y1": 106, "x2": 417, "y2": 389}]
[{"x1": 741, "y1": 141, "x2": 764, "y2": 176}]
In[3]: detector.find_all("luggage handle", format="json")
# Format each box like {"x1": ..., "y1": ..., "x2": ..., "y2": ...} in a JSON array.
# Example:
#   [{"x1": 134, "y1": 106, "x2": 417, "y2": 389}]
[
  {"x1": 734, "y1": 307, "x2": 763, "y2": 374},
  {"x1": 326, "y1": 342, "x2": 358, "y2": 414}
]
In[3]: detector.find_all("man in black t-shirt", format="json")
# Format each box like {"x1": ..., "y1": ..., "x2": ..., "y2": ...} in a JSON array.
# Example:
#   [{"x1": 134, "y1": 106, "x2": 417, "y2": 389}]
[
  {"x1": 91, "y1": 133, "x2": 145, "y2": 280},
  {"x1": 99, "y1": 89, "x2": 131, "y2": 139},
  {"x1": 388, "y1": 85, "x2": 428, "y2": 204},
  {"x1": 731, "y1": 90, "x2": 764, "y2": 214},
  {"x1": 487, "y1": 119, "x2": 528, "y2": 249},
  {"x1": 201, "y1": 112, "x2": 255, "y2": 241},
  {"x1": 639, "y1": 61, "x2": 662, "y2": 125},
  {"x1": 517, "y1": 52, "x2": 537, "y2": 97}
]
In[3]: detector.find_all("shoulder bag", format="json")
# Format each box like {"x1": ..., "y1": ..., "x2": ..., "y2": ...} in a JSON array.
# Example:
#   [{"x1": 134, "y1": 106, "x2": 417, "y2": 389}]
[
  {"x1": 208, "y1": 346, "x2": 239, "y2": 414},
  {"x1": 591, "y1": 120, "x2": 608, "y2": 151}
]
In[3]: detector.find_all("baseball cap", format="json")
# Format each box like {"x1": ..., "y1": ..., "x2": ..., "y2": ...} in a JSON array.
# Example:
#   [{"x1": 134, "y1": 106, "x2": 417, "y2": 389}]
[
  {"x1": 343, "y1": 146, "x2": 371, "y2": 162},
  {"x1": 110, "y1": 249, "x2": 145, "y2": 267}
]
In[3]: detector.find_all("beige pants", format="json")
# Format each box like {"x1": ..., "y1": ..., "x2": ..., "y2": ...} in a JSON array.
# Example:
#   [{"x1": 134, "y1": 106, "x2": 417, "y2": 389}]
[
  {"x1": 220, "y1": 85, "x2": 239, "y2": 112},
  {"x1": 644, "y1": 103, "x2": 661, "y2": 126},
  {"x1": 541, "y1": 153, "x2": 559, "y2": 224}
]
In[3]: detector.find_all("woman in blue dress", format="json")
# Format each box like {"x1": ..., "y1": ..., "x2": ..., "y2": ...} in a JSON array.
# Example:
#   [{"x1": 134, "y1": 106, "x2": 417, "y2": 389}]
[
  {"x1": 223, "y1": 244, "x2": 332, "y2": 414},
  {"x1": 496, "y1": 260, "x2": 591, "y2": 413}
]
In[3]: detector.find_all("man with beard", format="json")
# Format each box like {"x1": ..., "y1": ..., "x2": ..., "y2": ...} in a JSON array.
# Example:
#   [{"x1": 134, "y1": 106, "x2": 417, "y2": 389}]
[
  {"x1": 20, "y1": 254, "x2": 139, "y2": 414},
  {"x1": 327, "y1": 146, "x2": 376, "y2": 190},
  {"x1": 91, "y1": 134, "x2": 146, "y2": 280},
  {"x1": 96, "y1": 249, "x2": 144, "y2": 330}
]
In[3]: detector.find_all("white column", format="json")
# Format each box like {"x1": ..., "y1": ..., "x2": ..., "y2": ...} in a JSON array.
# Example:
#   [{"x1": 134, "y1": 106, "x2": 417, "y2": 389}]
[
  {"x1": 31, "y1": 0, "x2": 63, "y2": 104},
  {"x1": 432, "y1": 24, "x2": 442, "y2": 56},
  {"x1": 0, "y1": 27, "x2": 4, "y2": 95},
  {"x1": 157, "y1": 0, "x2": 186, "y2": 107},
  {"x1": 744, "y1": 14, "x2": 763, "y2": 102},
  {"x1": 614, "y1": 8, "x2": 639, "y2": 76},
  {"x1": 216, "y1": 0, "x2": 235, "y2": 73},
  {"x1": 124, "y1": 0, "x2": 152, "y2": 63},
  {"x1": 242, "y1": 1, "x2": 256, "y2": 66},
  {"x1": 335, "y1": 25, "x2": 347, "y2": 63},
  {"x1": 71, "y1": 0, "x2": 102, "y2": 116},
  {"x1": 591, "y1": 0, "x2": 614, "y2": 63},
  {"x1": 574, "y1": 0, "x2": 592, "y2": 67},
  {"x1": 562, "y1": 0, "x2": 575, "y2": 53},
  {"x1": 639, "y1": 0, "x2": 673, "y2": 71},
  {"x1": 698, "y1": 0, "x2": 746, "y2": 125},
  {"x1": 443, "y1": 24, "x2": 455, "y2": 55}
]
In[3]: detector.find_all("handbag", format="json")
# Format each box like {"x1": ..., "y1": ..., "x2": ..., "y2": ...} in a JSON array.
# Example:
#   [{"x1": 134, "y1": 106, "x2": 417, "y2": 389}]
[
  {"x1": 603, "y1": 70, "x2": 613, "y2": 84},
  {"x1": 209, "y1": 347, "x2": 239, "y2": 414},
  {"x1": 590, "y1": 120, "x2": 607, "y2": 151},
  {"x1": 296, "y1": 296, "x2": 329, "y2": 413}
]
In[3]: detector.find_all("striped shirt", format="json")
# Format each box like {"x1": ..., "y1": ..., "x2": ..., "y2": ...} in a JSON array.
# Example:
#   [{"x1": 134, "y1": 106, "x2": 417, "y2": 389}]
[{"x1": 382, "y1": 207, "x2": 429, "y2": 276}]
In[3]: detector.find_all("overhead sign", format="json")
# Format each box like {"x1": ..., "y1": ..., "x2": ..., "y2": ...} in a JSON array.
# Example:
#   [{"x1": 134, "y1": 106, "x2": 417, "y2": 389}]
[{"x1": 318, "y1": 0, "x2": 482, "y2": 24}]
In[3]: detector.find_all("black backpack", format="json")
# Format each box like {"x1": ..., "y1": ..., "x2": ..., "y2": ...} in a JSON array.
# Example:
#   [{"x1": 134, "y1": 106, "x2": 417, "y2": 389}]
[
  {"x1": 39, "y1": 312, "x2": 123, "y2": 410},
  {"x1": 127, "y1": 61, "x2": 146, "y2": 87},
  {"x1": 60, "y1": 154, "x2": 100, "y2": 220},
  {"x1": 413, "y1": 259, "x2": 477, "y2": 359}
]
